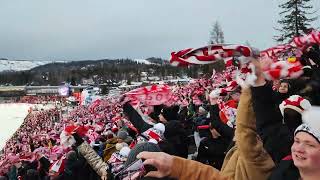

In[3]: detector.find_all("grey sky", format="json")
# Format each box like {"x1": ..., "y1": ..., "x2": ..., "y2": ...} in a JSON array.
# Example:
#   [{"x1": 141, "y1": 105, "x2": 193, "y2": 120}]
[{"x1": 0, "y1": 0, "x2": 319, "y2": 60}]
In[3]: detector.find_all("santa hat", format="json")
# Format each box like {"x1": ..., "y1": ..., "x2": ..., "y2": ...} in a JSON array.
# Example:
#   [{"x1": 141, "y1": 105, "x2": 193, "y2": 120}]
[
  {"x1": 295, "y1": 106, "x2": 320, "y2": 143},
  {"x1": 279, "y1": 95, "x2": 311, "y2": 115},
  {"x1": 60, "y1": 125, "x2": 89, "y2": 148}
]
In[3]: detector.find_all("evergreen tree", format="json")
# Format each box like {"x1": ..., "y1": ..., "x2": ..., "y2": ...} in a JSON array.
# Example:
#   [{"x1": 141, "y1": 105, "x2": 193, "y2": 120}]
[
  {"x1": 209, "y1": 21, "x2": 225, "y2": 44},
  {"x1": 275, "y1": 0, "x2": 317, "y2": 42}
]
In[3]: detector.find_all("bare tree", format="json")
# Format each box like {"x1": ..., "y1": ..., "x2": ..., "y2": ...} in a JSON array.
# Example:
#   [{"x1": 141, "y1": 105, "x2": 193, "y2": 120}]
[{"x1": 209, "y1": 21, "x2": 225, "y2": 44}]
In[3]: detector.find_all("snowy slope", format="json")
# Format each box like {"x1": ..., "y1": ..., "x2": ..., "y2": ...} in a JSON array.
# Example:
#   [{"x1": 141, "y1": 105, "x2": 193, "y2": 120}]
[
  {"x1": 0, "y1": 103, "x2": 31, "y2": 150},
  {"x1": 0, "y1": 60, "x2": 52, "y2": 72}
]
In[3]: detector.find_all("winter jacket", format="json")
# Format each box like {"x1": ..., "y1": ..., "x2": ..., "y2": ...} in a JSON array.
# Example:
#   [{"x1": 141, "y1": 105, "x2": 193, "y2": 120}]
[
  {"x1": 38, "y1": 156, "x2": 50, "y2": 179},
  {"x1": 272, "y1": 91, "x2": 290, "y2": 105},
  {"x1": 103, "y1": 138, "x2": 118, "y2": 162},
  {"x1": 194, "y1": 115, "x2": 211, "y2": 138},
  {"x1": 268, "y1": 156, "x2": 300, "y2": 180},
  {"x1": 251, "y1": 83, "x2": 294, "y2": 164},
  {"x1": 77, "y1": 141, "x2": 108, "y2": 178},
  {"x1": 124, "y1": 102, "x2": 189, "y2": 158},
  {"x1": 196, "y1": 135, "x2": 230, "y2": 170},
  {"x1": 164, "y1": 120, "x2": 189, "y2": 158},
  {"x1": 209, "y1": 104, "x2": 234, "y2": 139},
  {"x1": 197, "y1": 105, "x2": 234, "y2": 170},
  {"x1": 168, "y1": 88, "x2": 275, "y2": 180},
  {"x1": 56, "y1": 157, "x2": 85, "y2": 180}
]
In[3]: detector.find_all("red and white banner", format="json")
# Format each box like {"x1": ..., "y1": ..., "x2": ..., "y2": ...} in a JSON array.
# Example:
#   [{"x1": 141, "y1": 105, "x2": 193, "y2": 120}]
[{"x1": 125, "y1": 84, "x2": 172, "y2": 106}]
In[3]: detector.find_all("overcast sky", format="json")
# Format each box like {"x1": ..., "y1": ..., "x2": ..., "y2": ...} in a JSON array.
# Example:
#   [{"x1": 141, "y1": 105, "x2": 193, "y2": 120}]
[{"x1": 0, "y1": 0, "x2": 319, "y2": 60}]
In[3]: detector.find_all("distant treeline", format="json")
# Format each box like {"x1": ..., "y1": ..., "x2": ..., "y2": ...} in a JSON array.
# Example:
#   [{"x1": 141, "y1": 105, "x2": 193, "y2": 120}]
[{"x1": 0, "y1": 57, "x2": 225, "y2": 86}]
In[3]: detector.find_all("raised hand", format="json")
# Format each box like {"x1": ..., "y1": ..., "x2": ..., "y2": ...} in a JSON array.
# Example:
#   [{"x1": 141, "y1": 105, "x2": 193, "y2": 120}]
[{"x1": 137, "y1": 152, "x2": 174, "y2": 178}]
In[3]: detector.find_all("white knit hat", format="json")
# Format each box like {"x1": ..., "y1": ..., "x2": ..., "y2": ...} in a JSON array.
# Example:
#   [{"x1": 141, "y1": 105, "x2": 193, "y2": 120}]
[{"x1": 295, "y1": 106, "x2": 320, "y2": 143}]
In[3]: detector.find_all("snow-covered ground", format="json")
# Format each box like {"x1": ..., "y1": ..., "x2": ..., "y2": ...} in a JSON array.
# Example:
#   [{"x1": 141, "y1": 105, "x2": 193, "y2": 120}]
[
  {"x1": 0, "y1": 103, "x2": 32, "y2": 150},
  {"x1": 0, "y1": 60, "x2": 53, "y2": 72}
]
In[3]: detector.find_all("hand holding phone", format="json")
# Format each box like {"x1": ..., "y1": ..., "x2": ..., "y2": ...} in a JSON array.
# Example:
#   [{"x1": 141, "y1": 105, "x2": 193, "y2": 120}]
[{"x1": 137, "y1": 152, "x2": 174, "y2": 178}]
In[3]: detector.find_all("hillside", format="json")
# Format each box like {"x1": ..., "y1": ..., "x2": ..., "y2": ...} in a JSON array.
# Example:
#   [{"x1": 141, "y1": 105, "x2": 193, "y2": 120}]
[{"x1": 0, "y1": 57, "x2": 224, "y2": 86}]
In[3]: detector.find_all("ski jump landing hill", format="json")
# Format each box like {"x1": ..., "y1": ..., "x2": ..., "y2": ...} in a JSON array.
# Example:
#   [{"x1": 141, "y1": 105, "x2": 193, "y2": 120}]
[{"x1": 0, "y1": 103, "x2": 32, "y2": 150}]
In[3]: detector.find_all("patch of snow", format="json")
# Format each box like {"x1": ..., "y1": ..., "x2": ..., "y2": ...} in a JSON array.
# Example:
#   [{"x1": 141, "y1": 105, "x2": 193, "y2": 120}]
[
  {"x1": 132, "y1": 59, "x2": 153, "y2": 65},
  {"x1": 0, "y1": 60, "x2": 52, "y2": 72}
]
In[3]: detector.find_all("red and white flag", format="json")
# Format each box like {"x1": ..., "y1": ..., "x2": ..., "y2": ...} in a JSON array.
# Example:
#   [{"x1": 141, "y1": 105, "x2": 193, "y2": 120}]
[
  {"x1": 170, "y1": 44, "x2": 257, "y2": 67},
  {"x1": 126, "y1": 84, "x2": 172, "y2": 106}
]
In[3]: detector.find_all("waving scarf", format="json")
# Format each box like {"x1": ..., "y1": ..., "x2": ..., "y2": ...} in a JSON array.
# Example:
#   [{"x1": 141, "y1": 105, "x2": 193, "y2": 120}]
[
  {"x1": 125, "y1": 84, "x2": 172, "y2": 106},
  {"x1": 170, "y1": 44, "x2": 258, "y2": 67}
]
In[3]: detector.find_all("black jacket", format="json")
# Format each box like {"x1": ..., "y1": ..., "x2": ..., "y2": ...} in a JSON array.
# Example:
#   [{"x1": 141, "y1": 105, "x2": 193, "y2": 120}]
[
  {"x1": 251, "y1": 83, "x2": 294, "y2": 164},
  {"x1": 196, "y1": 135, "x2": 230, "y2": 170},
  {"x1": 209, "y1": 105, "x2": 234, "y2": 139},
  {"x1": 194, "y1": 115, "x2": 211, "y2": 138},
  {"x1": 123, "y1": 102, "x2": 189, "y2": 158},
  {"x1": 164, "y1": 120, "x2": 189, "y2": 158},
  {"x1": 268, "y1": 156, "x2": 300, "y2": 180}
]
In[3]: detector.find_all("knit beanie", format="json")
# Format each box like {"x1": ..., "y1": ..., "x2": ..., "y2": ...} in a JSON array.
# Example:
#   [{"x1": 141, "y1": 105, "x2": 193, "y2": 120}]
[
  {"x1": 117, "y1": 130, "x2": 133, "y2": 143},
  {"x1": 124, "y1": 142, "x2": 161, "y2": 168},
  {"x1": 295, "y1": 106, "x2": 320, "y2": 143},
  {"x1": 117, "y1": 130, "x2": 129, "y2": 140},
  {"x1": 301, "y1": 66, "x2": 313, "y2": 78},
  {"x1": 148, "y1": 105, "x2": 165, "y2": 121},
  {"x1": 160, "y1": 106, "x2": 179, "y2": 121}
]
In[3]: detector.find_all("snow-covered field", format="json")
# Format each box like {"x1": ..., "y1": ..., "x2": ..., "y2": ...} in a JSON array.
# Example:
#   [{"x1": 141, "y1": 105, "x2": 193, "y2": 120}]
[
  {"x1": 0, "y1": 60, "x2": 52, "y2": 72},
  {"x1": 0, "y1": 103, "x2": 32, "y2": 150}
]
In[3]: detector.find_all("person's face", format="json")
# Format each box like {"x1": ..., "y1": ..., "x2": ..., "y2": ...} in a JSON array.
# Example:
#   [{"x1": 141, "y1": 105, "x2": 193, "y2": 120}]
[
  {"x1": 292, "y1": 132, "x2": 320, "y2": 171},
  {"x1": 278, "y1": 82, "x2": 289, "y2": 94}
]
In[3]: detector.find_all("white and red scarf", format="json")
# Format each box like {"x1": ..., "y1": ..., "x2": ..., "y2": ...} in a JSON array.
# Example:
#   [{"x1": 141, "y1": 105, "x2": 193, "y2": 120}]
[
  {"x1": 170, "y1": 44, "x2": 257, "y2": 67},
  {"x1": 125, "y1": 84, "x2": 172, "y2": 106}
]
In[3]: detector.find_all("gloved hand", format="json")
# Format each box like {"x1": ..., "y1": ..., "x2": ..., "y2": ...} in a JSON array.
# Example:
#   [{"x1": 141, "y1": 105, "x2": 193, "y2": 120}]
[{"x1": 72, "y1": 132, "x2": 84, "y2": 147}]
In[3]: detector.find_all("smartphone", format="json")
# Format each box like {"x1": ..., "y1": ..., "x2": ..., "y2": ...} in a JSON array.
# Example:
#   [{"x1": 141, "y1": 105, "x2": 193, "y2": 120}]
[{"x1": 115, "y1": 159, "x2": 146, "y2": 180}]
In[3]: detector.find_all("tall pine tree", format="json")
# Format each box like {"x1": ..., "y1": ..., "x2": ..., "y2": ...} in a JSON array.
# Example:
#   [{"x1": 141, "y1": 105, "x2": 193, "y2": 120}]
[{"x1": 276, "y1": 0, "x2": 317, "y2": 42}]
